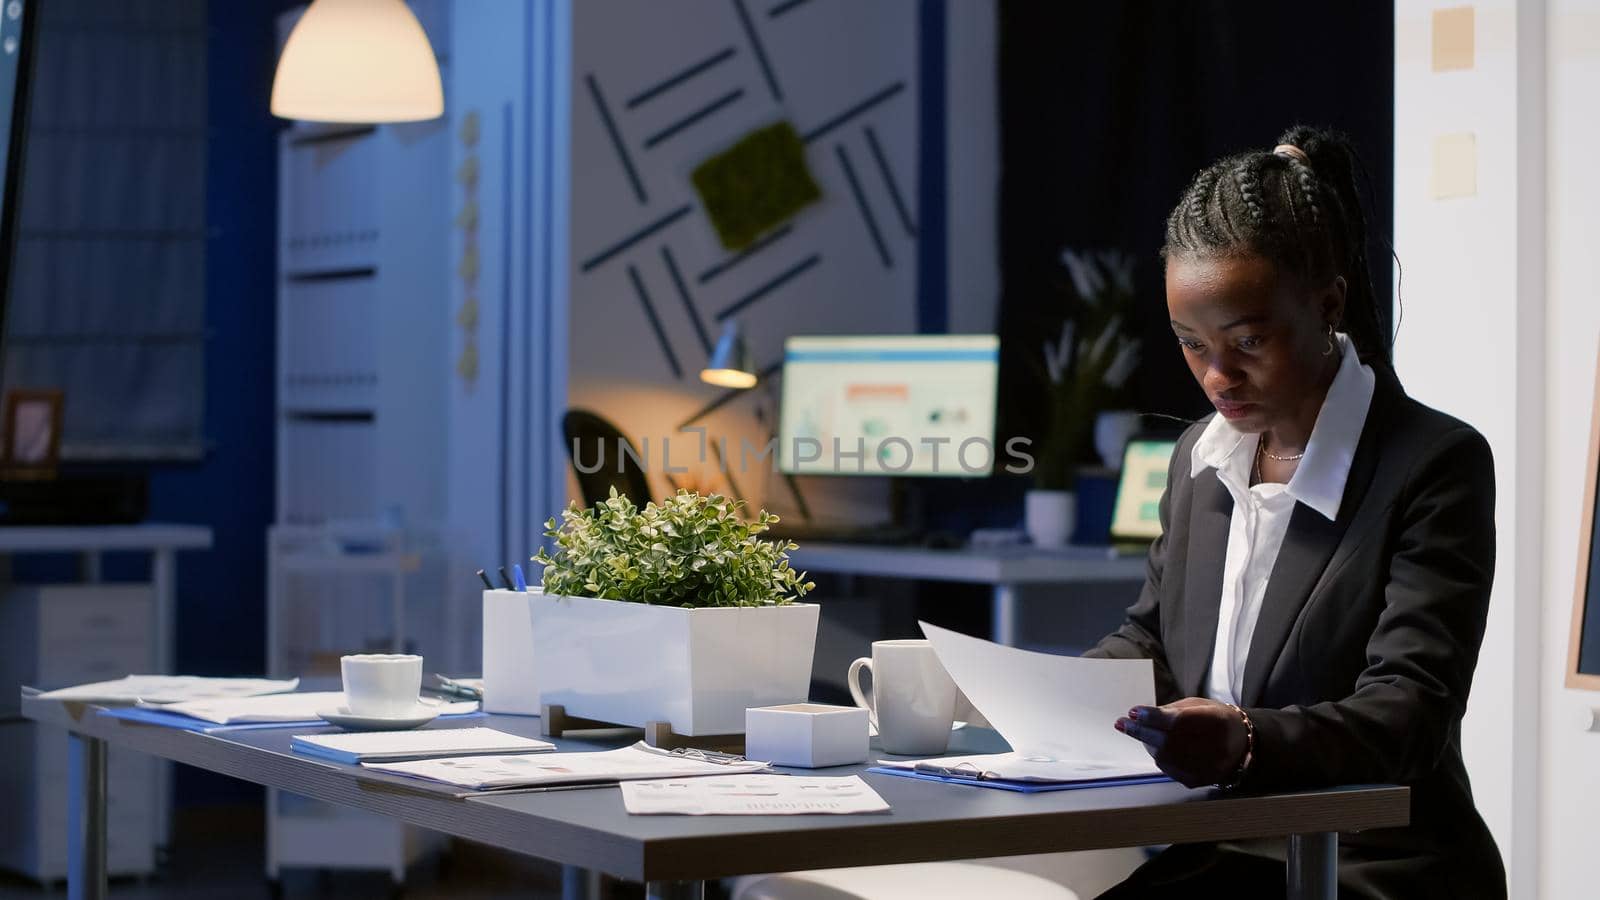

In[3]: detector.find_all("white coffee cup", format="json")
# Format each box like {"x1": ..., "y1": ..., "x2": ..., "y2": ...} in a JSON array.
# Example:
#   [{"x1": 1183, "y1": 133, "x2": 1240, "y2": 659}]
[
  {"x1": 847, "y1": 639, "x2": 957, "y2": 755},
  {"x1": 340, "y1": 653, "x2": 423, "y2": 718}
]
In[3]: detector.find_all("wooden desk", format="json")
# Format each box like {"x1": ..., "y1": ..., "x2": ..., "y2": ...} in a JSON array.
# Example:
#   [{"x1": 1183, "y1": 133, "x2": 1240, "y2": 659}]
[{"x1": 22, "y1": 694, "x2": 1407, "y2": 900}]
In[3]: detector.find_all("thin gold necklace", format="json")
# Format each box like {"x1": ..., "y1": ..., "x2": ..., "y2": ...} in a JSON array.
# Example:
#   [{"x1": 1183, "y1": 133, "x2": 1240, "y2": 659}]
[
  {"x1": 1260, "y1": 436, "x2": 1305, "y2": 462},
  {"x1": 1254, "y1": 437, "x2": 1303, "y2": 486}
]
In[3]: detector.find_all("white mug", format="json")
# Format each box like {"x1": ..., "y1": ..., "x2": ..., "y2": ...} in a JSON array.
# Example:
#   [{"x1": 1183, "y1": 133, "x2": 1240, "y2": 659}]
[
  {"x1": 341, "y1": 653, "x2": 423, "y2": 718},
  {"x1": 847, "y1": 639, "x2": 957, "y2": 755}
]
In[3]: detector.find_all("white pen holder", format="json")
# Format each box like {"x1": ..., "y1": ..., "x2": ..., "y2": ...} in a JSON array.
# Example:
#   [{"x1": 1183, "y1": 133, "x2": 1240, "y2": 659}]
[
  {"x1": 746, "y1": 703, "x2": 870, "y2": 768},
  {"x1": 482, "y1": 588, "x2": 542, "y2": 715}
]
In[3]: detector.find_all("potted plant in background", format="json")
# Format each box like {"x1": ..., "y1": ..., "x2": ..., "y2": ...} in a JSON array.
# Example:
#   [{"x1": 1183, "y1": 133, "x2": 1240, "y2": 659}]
[
  {"x1": 527, "y1": 489, "x2": 817, "y2": 736},
  {"x1": 1027, "y1": 249, "x2": 1141, "y2": 547}
]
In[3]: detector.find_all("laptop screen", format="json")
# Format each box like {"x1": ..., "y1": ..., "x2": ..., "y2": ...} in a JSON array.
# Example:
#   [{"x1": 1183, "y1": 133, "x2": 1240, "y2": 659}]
[{"x1": 1109, "y1": 439, "x2": 1178, "y2": 542}]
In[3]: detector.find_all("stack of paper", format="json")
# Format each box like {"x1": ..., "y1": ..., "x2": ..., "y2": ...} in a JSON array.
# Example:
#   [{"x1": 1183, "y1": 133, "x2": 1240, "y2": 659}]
[
  {"x1": 870, "y1": 623, "x2": 1166, "y2": 791},
  {"x1": 364, "y1": 742, "x2": 770, "y2": 791},
  {"x1": 621, "y1": 775, "x2": 889, "y2": 815},
  {"x1": 37, "y1": 676, "x2": 299, "y2": 704},
  {"x1": 95, "y1": 691, "x2": 480, "y2": 733},
  {"x1": 291, "y1": 727, "x2": 554, "y2": 765},
  {"x1": 160, "y1": 692, "x2": 477, "y2": 725}
]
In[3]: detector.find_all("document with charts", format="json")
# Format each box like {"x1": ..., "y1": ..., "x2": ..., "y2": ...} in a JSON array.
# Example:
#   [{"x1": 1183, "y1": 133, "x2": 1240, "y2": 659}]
[
  {"x1": 874, "y1": 623, "x2": 1162, "y2": 784},
  {"x1": 363, "y1": 742, "x2": 769, "y2": 791}
]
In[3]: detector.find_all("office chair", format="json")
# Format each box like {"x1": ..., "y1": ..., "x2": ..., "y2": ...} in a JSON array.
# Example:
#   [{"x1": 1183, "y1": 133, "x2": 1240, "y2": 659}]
[{"x1": 562, "y1": 409, "x2": 652, "y2": 508}]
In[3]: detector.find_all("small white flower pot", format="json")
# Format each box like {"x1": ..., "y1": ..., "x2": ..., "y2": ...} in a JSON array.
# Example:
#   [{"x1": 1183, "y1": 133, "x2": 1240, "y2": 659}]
[
  {"x1": 482, "y1": 589, "x2": 820, "y2": 736},
  {"x1": 1095, "y1": 410, "x2": 1142, "y2": 468},
  {"x1": 1025, "y1": 489, "x2": 1076, "y2": 548}
]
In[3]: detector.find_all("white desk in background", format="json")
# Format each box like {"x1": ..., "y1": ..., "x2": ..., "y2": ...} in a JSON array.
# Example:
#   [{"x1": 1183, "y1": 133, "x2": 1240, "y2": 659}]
[
  {"x1": 0, "y1": 523, "x2": 214, "y2": 676},
  {"x1": 784, "y1": 543, "x2": 1147, "y2": 646},
  {"x1": 0, "y1": 523, "x2": 213, "y2": 865}
]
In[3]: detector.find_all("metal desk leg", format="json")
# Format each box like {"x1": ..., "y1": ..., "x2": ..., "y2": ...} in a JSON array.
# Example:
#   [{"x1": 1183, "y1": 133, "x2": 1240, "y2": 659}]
[
  {"x1": 645, "y1": 881, "x2": 705, "y2": 900},
  {"x1": 151, "y1": 547, "x2": 176, "y2": 850},
  {"x1": 1287, "y1": 831, "x2": 1337, "y2": 900},
  {"x1": 992, "y1": 582, "x2": 1018, "y2": 646},
  {"x1": 68, "y1": 732, "x2": 108, "y2": 900},
  {"x1": 562, "y1": 864, "x2": 601, "y2": 900}
]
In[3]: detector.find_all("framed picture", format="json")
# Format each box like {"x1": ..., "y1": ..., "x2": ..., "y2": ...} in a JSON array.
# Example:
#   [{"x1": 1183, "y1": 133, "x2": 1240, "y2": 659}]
[
  {"x1": 1, "y1": 388, "x2": 63, "y2": 480},
  {"x1": 1569, "y1": 353, "x2": 1600, "y2": 690}
]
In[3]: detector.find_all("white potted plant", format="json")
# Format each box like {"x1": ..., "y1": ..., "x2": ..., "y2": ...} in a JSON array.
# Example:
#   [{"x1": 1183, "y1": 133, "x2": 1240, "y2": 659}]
[
  {"x1": 522, "y1": 489, "x2": 818, "y2": 736},
  {"x1": 1027, "y1": 249, "x2": 1141, "y2": 547}
]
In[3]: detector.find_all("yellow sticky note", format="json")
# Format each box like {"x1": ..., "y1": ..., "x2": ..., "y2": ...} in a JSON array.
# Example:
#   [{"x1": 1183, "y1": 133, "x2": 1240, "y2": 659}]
[
  {"x1": 1431, "y1": 133, "x2": 1477, "y2": 199},
  {"x1": 1432, "y1": 7, "x2": 1475, "y2": 72}
]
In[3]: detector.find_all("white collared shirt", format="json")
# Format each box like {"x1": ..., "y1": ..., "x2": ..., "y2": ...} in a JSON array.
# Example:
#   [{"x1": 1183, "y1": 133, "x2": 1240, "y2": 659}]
[{"x1": 1191, "y1": 333, "x2": 1375, "y2": 705}]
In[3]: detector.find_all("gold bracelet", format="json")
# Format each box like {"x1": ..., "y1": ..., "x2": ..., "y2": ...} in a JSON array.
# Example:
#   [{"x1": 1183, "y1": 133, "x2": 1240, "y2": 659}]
[{"x1": 1218, "y1": 703, "x2": 1255, "y2": 790}]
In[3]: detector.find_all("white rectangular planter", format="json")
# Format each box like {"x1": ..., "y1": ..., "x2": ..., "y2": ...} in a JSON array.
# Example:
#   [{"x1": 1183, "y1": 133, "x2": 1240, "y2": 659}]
[{"x1": 481, "y1": 590, "x2": 820, "y2": 736}]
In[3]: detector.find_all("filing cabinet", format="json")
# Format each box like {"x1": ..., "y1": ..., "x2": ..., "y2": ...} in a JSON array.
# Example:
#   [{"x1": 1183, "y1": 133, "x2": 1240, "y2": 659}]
[{"x1": 0, "y1": 585, "x2": 159, "y2": 881}]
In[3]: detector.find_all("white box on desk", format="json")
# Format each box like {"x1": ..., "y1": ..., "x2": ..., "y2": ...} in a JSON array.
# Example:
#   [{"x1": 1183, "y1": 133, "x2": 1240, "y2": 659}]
[
  {"x1": 481, "y1": 588, "x2": 542, "y2": 715},
  {"x1": 745, "y1": 703, "x2": 870, "y2": 768}
]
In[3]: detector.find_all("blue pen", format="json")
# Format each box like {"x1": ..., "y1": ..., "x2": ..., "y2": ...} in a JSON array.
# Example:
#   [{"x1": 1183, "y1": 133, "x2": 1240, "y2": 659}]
[{"x1": 511, "y1": 564, "x2": 528, "y2": 592}]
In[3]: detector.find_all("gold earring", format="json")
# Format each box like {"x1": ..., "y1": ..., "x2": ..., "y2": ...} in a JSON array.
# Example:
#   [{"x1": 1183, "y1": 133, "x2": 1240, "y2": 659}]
[{"x1": 1323, "y1": 324, "x2": 1335, "y2": 356}]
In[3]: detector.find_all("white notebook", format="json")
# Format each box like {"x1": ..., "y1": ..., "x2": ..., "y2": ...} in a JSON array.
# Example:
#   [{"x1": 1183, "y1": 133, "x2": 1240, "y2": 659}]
[{"x1": 291, "y1": 727, "x2": 554, "y2": 765}]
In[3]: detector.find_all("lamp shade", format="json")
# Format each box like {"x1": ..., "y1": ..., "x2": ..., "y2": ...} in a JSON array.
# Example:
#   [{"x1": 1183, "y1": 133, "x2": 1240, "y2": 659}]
[
  {"x1": 701, "y1": 321, "x2": 757, "y2": 389},
  {"x1": 271, "y1": 0, "x2": 443, "y2": 124}
]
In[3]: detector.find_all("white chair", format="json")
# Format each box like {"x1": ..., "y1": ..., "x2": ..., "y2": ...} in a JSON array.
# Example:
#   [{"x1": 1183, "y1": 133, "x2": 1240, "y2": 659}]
[{"x1": 732, "y1": 862, "x2": 1081, "y2": 900}]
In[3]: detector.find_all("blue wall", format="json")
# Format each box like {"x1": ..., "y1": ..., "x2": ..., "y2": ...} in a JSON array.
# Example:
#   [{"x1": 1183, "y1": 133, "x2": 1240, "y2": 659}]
[{"x1": 141, "y1": 0, "x2": 294, "y2": 804}]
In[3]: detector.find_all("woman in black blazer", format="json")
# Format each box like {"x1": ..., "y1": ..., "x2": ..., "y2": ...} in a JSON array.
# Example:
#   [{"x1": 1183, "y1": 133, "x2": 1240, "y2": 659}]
[{"x1": 1091, "y1": 127, "x2": 1503, "y2": 899}]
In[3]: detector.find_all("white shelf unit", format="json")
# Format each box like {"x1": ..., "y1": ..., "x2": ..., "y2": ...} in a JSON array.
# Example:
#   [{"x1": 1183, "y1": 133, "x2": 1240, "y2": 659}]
[{"x1": 268, "y1": 1, "x2": 452, "y2": 884}]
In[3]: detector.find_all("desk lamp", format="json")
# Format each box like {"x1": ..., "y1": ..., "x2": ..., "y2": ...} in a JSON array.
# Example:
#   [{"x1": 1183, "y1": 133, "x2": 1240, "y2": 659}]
[{"x1": 701, "y1": 321, "x2": 758, "y2": 389}]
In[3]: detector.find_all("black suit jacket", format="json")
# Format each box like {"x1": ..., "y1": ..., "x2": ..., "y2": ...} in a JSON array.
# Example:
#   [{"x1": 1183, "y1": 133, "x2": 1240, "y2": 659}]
[{"x1": 1087, "y1": 370, "x2": 1505, "y2": 900}]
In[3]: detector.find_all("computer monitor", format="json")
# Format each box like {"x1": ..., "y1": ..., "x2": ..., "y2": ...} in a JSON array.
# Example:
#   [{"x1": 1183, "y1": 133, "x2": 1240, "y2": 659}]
[
  {"x1": 777, "y1": 334, "x2": 999, "y2": 477},
  {"x1": 1108, "y1": 438, "x2": 1178, "y2": 543}
]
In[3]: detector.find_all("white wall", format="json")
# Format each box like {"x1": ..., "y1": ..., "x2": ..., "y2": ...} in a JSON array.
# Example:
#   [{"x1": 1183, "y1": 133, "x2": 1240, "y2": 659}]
[
  {"x1": 566, "y1": 0, "x2": 994, "y2": 522},
  {"x1": 1392, "y1": 2, "x2": 1542, "y2": 895},
  {"x1": 1400, "y1": 2, "x2": 1600, "y2": 897},
  {"x1": 1539, "y1": 5, "x2": 1600, "y2": 899}
]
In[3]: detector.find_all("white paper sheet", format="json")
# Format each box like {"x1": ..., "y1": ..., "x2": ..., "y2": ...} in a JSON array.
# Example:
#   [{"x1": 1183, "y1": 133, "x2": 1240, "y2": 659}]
[
  {"x1": 918, "y1": 622, "x2": 1156, "y2": 772},
  {"x1": 158, "y1": 691, "x2": 477, "y2": 725},
  {"x1": 292, "y1": 727, "x2": 550, "y2": 762},
  {"x1": 364, "y1": 742, "x2": 770, "y2": 791},
  {"x1": 620, "y1": 775, "x2": 889, "y2": 815},
  {"x1": 37, "y1": 676, "x2": 300, "y2": 705}
]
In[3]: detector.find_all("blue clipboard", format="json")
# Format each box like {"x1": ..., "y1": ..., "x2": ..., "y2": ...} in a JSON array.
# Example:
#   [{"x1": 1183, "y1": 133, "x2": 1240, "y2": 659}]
[
  {"x1": 99, "y1": 706, "x2": 486, "y2": 733},
  {"x1": 867, "y1": 766, "x2": 1171, "y2": 793}
]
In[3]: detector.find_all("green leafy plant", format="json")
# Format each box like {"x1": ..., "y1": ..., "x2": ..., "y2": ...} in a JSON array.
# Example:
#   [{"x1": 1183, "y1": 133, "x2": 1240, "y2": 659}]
[
  {"x1": 533, "y1": 488, "x2": 815, "y2": 608},
  {"x1": 1031, "y1": 249, "x2": 1141, "y2": 490}
]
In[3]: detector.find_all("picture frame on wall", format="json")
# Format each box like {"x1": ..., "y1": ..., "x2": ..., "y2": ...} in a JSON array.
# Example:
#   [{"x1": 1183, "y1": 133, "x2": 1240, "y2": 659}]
[
  {"x1": 1, "y1": 388, "x2": 63, "y2": 481},
  {"x1": 1568, "y1": 350, "x2": 1600, "y2": 690}
]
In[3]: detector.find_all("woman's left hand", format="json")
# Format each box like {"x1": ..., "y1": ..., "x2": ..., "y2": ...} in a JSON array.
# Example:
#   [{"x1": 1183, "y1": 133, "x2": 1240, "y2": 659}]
[{"x1": 1114, "y1": 697, "x2": 1248, "y2": 788}]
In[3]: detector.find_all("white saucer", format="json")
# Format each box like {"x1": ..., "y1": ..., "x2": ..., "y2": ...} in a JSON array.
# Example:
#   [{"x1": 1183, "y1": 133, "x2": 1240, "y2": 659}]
[{"x1": 316, "y1": 704, "x2": 440, "y2": 731}]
